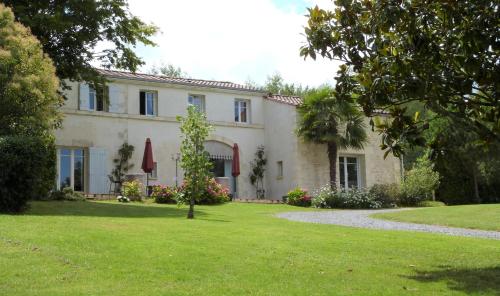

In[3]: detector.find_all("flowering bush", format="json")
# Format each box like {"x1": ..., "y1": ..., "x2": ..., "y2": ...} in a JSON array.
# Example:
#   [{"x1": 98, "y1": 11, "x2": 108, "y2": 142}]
[
  {"x1": 122, "y1": 180, "x2": 144, "y2": 201},
  {"x1": 176, "y1": 178, "x2": 230, "y2": 205},
  {"x1": 286, "y1": 187, "x2": 311, "y2": 207},
  {"x1": 311, "y1": 186, "x2": 383, "y2": 209},
  {"x1": 151, "y1": 185, "x2": 177, "y2": 204},
  {"x1": 368, "y1": 183, "x2": 400, "y2": 208},
  {"x1": 117, "y1": 195, "x2": 130, "y2": 203}
]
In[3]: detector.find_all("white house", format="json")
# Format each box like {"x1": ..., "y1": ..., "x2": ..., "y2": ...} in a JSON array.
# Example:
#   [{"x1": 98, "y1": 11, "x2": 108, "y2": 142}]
[{"x1": 55, "y1": 69, "x2": 401, "y2": 199}]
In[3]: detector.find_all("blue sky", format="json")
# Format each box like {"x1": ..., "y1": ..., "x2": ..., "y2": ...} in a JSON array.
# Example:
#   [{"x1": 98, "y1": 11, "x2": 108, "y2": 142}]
[{"x1": 127, "y1": 0, "x2": 338, "y2": 87}]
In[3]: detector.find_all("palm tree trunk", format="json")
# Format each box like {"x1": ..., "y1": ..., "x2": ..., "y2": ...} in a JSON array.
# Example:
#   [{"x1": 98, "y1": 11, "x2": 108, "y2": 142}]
[{"x1": 327, "y1": 142, "x2": 338, "y2": 190}]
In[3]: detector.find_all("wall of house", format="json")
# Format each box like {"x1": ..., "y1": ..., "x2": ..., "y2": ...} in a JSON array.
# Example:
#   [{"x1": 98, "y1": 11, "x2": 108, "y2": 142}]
[
  {"x1": 56, "y1": 80, "x2": 401, "y2": 199},
  {"x1": 263, "y1": 100, "x2": 299, "y2": 199},
  {"x1": 56, "y1": 80, "x2": 265, "y2": 198}
]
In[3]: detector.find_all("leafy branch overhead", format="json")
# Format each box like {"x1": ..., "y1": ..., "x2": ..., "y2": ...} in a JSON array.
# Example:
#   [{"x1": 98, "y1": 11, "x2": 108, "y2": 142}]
[
  {"x1": 3, "y1": 0, "x2": 158, "y2": 87},
  {"x1": 301, "y1": 1, "x2": 499, "y2": 156}
]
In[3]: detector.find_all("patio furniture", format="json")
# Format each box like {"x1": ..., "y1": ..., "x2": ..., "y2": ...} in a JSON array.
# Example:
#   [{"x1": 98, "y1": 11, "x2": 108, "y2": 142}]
[{"x1": 108, "y1": 175, "x2": 121, "y2": 195}]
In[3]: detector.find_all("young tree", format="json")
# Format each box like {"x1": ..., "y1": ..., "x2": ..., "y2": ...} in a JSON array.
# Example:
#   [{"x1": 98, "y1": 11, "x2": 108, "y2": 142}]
[
  {"x1": 297, "y1": 87, "x2": 367, "y2": 189},
  {"x1": 111, "y1": 142, "x2": 135, "y2": 188},
  {"x1": 177, "y1": 106, "x2": 213, "y2": 219},
  {"x1": 301, "y1": 1, "x2": 499, "y2": 156},
  {"x1": 249, "y1": 146, "x2": 267, "y2": 199},
  {"x1": 3, "y1": 0, "x2": 158, "y2": 87}
]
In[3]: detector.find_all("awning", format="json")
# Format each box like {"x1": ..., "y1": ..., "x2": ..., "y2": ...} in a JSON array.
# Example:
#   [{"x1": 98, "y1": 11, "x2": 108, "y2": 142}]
[{"x1": 204, "y1": 141, "x2": 233, "y2": 160}]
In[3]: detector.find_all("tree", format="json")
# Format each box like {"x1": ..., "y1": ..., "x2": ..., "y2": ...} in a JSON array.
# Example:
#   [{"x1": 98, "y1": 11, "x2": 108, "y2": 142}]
[
  {"x1": 0, "y1": 4, "x2": 63, "y2": 137},
  {"x1": 301, "y1": 1, "x2": 499, "y2": 156},
  {"x1": 149, "y1": 63, "x2": 188, "y2": 78},
  {"x1": 177, "y1": 106, "x2": 213, "y2": 219},
  {"x1": 401, "y1": 155, "x2": 440, "y2": 206},
  {"x1": 0, "y1": 4, "x2": 60, "y2": 212},
  {"x1": 249, "y1": 146, "x2": 267, "y2": 199},
  {"x1": 263, "y1": 73, "x2": 311, "y2": 97},
  {"x1": 3, "y1": 0, "x2": 158, "y2": 87},
  {"x1": 297, "y1": 87, "x2": 367, "y2": 189}
]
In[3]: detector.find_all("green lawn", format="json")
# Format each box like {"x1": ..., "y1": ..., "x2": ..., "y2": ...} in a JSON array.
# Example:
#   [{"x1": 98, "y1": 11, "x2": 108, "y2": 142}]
[
  {"x1": 373, "y1": 204, "x2": 500, "y2": 231},
  {"x1": 0, "y1": 201, "x2": 499, "y2": 295}
]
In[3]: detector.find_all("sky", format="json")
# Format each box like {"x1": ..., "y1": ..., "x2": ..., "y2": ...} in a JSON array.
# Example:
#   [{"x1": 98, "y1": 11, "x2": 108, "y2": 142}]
[{"x1": 126, "y1": 0, "x2": 340, "y2": 87}]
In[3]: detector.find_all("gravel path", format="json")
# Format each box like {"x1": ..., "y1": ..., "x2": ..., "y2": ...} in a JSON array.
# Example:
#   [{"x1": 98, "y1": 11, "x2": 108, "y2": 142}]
[{"x1": 276, "y1": 208, "x2": 500, "y2": 240}]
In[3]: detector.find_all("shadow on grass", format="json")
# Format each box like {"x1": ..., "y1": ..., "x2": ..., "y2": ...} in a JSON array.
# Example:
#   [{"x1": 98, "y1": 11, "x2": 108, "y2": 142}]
[
  {"x1": 405, "y1": 265, "x2": 500, "y2": 294},
  {"x1": 23, "y1": 201, "x2": 205, "y2": 219}
]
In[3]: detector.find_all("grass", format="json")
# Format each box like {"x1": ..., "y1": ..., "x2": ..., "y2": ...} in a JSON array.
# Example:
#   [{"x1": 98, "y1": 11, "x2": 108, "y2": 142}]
[
  {"x1": 373, "y1": 204, "x2": 500, "y2": 231},
  {"x1": 0, "y1": 201, "x2": 498, "y2": 295}
]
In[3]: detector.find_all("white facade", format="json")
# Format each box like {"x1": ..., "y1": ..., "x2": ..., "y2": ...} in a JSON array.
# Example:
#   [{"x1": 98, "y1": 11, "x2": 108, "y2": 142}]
[{"x1": 55, "y1": 70, "x2": 401, "y2": 199}]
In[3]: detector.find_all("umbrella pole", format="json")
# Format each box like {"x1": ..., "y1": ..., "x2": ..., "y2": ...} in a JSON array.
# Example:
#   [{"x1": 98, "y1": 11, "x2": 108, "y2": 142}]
[
  {"x1": 233, "y1": 177, "x2": 237, "y2": 200},
  {"x1": 146, "y1": 174, "x2": 149, "y2": 197}
]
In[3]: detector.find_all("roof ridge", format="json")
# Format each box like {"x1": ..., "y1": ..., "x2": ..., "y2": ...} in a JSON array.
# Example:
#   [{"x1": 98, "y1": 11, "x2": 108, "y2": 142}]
[{"x1": 96, "y1": 68, "x2": 264, "y2": 93}]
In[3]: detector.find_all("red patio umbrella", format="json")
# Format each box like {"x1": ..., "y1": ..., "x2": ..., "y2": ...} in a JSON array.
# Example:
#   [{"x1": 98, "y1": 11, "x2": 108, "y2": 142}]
[
  {"x1": 142, "y1": 138, "x2": 154, "y2": 195},
  {"x1": 231, "y1": 144, "x2": 240, "y2": 199}
]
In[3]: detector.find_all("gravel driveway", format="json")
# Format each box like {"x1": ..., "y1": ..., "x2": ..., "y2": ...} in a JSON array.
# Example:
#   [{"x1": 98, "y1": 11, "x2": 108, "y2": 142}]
[{"x1": 276, "y1": 208, "x2": 500, "y2": 240}]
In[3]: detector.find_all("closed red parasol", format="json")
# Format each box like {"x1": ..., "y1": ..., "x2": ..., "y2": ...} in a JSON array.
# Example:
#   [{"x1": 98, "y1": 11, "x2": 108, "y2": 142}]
[
  {"x1": 231, "y1": 143, "x2": 240, "y2": 199},
  {"x1": 142, "y1": 138, "x2": 154, "y2": 195}
]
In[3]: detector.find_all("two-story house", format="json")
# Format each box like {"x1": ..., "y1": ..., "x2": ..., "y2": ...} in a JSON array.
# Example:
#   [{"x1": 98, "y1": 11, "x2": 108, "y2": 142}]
[{"x1": 55, "y1": 69, "x2": 401, "y2": 199}]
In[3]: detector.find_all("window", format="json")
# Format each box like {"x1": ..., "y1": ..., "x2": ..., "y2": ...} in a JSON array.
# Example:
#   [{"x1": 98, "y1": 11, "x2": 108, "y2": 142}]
[
  {"x1": 148, "y1": 162, "x2": 158, "y2": 179},
  {"x1": 277, "y1": 161, "x2": 283, "y2": 178},
  {"x1": 339, "y1": 156, "x2": 360, "y2": 189},
  {"x1": 210, "y1": 158, "x2": 225, "y2": 177},
  {"x1": 140, "y1": 91, "x2": 157, "y2": 116},
  {"x1": 234, "y1": 99, "x2": 250, "y2": 123},
  {"x1": 188, "y1": 94, "x2": 205, "y2": 112},
  {"x1": 57, "y1": 148, "x2": 85, "y2": 191},
  {"x1": 89, "y1": 86, "x2": 108, "y2": 111}
]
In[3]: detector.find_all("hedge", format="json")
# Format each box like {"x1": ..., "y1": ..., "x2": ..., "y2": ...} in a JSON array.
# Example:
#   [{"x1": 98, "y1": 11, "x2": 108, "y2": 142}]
[{"x1": 0, "y1": 136, "x2": 56, "y2": 213}]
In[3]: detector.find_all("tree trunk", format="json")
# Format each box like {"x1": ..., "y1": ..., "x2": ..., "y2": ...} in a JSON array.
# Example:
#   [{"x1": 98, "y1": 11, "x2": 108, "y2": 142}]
[
  {"x1": 472, "y1": 168, "x2": 480, "y2": 203},
  {"x1": 327, "y1": 142, "x2": 338, "y2": 190},
  {"x1": 187, "y1": 197, "x2": 195, "y2": 219}
]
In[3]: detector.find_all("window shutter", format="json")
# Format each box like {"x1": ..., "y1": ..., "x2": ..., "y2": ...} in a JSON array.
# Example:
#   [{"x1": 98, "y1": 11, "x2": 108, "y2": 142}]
[
  {"x1": 108, "y1": 83, "x2": 122, "y2": 113},
  {"x1": 140, "y1": 91, "x2": 145, "y2": 115},
  {"x1": 79, "y1": 83, "x2": 90, "y2": 111},
  {"x1": 89, "y1": 147, "x2": 109, "y2": 194}
]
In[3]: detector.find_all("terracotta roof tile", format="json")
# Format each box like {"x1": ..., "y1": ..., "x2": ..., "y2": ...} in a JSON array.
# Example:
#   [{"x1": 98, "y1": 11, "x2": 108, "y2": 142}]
[
  {"x1": 264, "y1": 94, "x2": 303, "y2": 106},
  {"x1": 97, "y1": 69, "x2": 264, "y2": 93}
]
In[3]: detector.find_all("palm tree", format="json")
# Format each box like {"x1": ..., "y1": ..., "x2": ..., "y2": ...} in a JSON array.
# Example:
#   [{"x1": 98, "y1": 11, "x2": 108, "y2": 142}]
[{"x1": 297, "y1": 87, "x2": 367, "y2": 190}]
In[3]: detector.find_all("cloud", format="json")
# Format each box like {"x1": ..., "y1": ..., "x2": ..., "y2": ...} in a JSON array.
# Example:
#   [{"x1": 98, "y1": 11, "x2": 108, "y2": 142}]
[{"x1": 127, "y1": 0, "x2": 340, "y2": 87}]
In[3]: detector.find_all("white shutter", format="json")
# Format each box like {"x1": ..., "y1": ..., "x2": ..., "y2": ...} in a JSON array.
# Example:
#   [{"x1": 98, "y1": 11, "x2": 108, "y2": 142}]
[
  {"x1": 108, "y1": 83, "x2": 123, "y2": 113},
  {"x1": 89, "y1": 147, "x2": 109, "y2": 194},
  {"x1": 79, "y1": 83, "x2": 90, "y2": 111}
]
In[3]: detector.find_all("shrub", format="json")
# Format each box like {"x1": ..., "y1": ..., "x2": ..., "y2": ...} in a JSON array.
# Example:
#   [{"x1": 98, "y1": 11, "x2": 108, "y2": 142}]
[
  {"x1": 311, "y1": 185, "x2": 336, "y2": 208},
  {"x1": 417, "y1": 200, "x2": 446, "y2": 207},
  {"x1": 368, "y1": 184, "x2": 401, "y2": 208},
  {"x1": 122, "y1": 180, "x2": 144, "y2": 201},
  {"x1": 49, "y1": 187, "x2": 86, "y2": 201},
  {"x1": 0, "y1": 136, "x2": 56, "y2": 213},
  {"x1": 311, "y1": 186, "x2": 387, "y2": 209},
  {"x1": 117, "y1": 195, "x2": 130, "y2": 203},
  {"x1": 151, "y1": 185, "x2": 177, "y2": 204},
  {"x1": 176, "y1": 178, "x2": 230, "y2": 205},
  {"x1": 401, "y1": 156, "x2": 440, "y2": 206},
  {"x1": 286, "y1": 187, "x2": 311, "y2": 207}
]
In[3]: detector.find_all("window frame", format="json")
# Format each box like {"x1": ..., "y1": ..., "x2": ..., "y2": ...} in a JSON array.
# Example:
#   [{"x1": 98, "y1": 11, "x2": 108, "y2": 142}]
[
  {"x1": 339, "y1": 156, "x2": 361, "y2": 189},
  {"x1": 148, "y1": 162, "x2": 158, "y2": 179},
  {"x1": 140, "y1": 90, "x2": 157, "y2": 116},
  {"x1": 88, "y1": 86, "x2": 108, "y2": 112},
  {"x1": 277, "y1": 161, "x2": 283, "y2": 179},
  {"x1": 234, "y1": 99, "x2": 250, "y2": 123},
  {"x1": 56, "y1": 147, "x2": 86, "y2": 192},
  {"x1": 188, "y1": 94, "x2": 205, "y2": 113}
]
